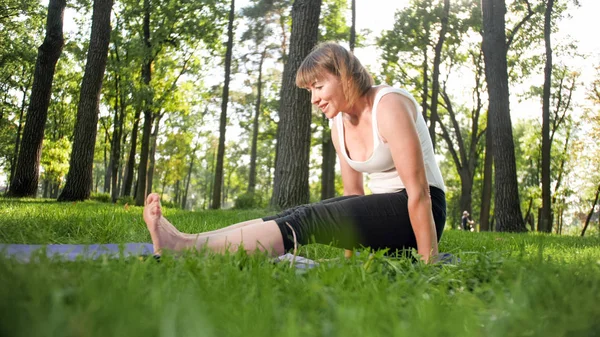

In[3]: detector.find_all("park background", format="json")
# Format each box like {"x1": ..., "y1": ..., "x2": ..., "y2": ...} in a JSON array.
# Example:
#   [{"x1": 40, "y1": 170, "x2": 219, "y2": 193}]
[{"x1": 1, "y1": 0, "x2": 600, "y2": 235}]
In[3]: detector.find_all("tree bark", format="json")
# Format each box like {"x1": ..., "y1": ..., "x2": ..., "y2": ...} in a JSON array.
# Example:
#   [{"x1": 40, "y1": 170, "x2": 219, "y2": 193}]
[
  {"x1": 134, "y1": 0, "x2": 154, "y2": 206},
  {"x1": 211, "y1": 0, "x2": 235, "y2": 209},
  {"x1": 270, "y1": 0, "x2": 322, "y2": 209},
  {"x1": 481, "y1": 0, "x2": 525, "y2": 232},
  {"x1": 58, "y1": 0, "x2": 113, "y2": 201},
  {"x1": 248, "y1": 48, "x2": 265, "y2": 195},
  {"x1": 122, "y1": 109, "x2": 141, "y2": 197},
  {"x1": 480, "y1": 126, "x2": 493, "y2": 231},
  {"x1": 7, "y1": 0, "x2": 65, "y2": 197},
  {"x1": 146, "y1": 113, "x2": 162, "y2": 195},
  {"x1": 320, "y1": 115, "x2": 336, "y2": 200},
  {"x1": 9, "y1": 73, "x2": 31, "y2": 187},
  {"x1": 540, "y1": 0, "x2": 554, "y2": 232}
]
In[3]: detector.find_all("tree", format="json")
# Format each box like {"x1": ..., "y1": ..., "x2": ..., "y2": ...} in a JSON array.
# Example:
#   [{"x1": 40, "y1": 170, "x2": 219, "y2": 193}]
[
  {"x1": 438, "y1": 49, "x2": 486, "y2": 225},
  {"x1": 539, "y1": 0, "x2": 555, "y2": 232},
  {"x1": 59, "y1": 0, "x2": 114, "y2": 201},
  {"x1": 239, "y1": 0, "x2": 286, "y2": 198},
  {"x1": 481, "y1": 0, "x2": 525, "y2": 232},
  {"x1": 271, "y1": 0, "x2": 322, "y2": 209},
  {"x1": 132, "y1": 0, "x2": 225, "y2": 206},
  {"x1": 428, "y1": 0, "x2": 449, "y2": 152},
  {"x1": 6, "y1": 0, "x2": 66, "y2": 197},
  {"x1": 211, "y1": 0, "x2": 235, "y2": 209}
]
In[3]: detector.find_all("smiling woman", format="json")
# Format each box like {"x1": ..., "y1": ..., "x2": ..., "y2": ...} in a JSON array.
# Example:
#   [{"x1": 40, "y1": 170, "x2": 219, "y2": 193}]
[{"x1": 143, "y1": 42, "x2": 447, "y2": 263}]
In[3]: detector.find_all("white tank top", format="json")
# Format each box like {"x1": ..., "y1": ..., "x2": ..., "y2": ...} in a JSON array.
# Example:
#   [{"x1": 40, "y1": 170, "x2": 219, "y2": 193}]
[{"x1": 334, "y1": 87, "x2": 446, "y2": 194}]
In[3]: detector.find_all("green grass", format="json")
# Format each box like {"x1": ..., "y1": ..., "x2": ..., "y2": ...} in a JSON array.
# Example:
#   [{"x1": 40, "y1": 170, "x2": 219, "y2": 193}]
[{"x1": 1, "y1": 198, "x2": 599, "y2": 337}]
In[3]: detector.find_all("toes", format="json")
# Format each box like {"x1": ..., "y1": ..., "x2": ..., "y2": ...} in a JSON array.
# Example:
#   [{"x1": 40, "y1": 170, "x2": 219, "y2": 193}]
[{"x1": 145, "y1": 193, "x2": 160, "y2": 206}]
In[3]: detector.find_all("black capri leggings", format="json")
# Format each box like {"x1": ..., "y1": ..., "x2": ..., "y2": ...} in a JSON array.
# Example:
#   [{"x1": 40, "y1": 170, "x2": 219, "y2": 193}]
[{"x1": 263, "y1": 186, "x2": 446, "y2": 254}]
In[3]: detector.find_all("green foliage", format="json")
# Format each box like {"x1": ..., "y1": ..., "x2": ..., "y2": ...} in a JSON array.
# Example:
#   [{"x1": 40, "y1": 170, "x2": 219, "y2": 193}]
[
  {"x1": 233, "y1": 192, "x2": 261, "y2": 209},
  {"x1": 40, "y1": 137, "x2": 71, "y2": 187},
  {"x1": 319, "y1": 0, "x2": 350, "y2": 42},
  {"x1": 90, "y1": 192, "x2": 111, "y2": 203}
]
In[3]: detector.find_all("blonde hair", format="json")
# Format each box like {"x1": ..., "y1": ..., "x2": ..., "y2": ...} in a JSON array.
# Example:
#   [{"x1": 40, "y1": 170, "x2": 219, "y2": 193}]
[{"x1": 296, "y1": 42, "x2": 373, "y2": 107}]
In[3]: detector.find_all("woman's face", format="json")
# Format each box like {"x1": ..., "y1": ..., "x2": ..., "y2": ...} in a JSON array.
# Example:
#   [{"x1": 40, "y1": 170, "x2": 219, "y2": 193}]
[{"x1": 307, "y1": 70, "x2": 346, "y2": 119}]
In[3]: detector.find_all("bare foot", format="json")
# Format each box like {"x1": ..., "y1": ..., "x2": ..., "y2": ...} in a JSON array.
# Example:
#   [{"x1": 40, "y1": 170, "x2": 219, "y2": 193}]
[{"x1": 143, "y1": 193, "x2": 189, "y2": 255}]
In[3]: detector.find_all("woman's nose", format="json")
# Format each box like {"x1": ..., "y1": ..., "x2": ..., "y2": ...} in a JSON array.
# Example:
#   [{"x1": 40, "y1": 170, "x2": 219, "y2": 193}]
[{"x1": 310, "y1": 91, "x2": 319, "y2": 104}]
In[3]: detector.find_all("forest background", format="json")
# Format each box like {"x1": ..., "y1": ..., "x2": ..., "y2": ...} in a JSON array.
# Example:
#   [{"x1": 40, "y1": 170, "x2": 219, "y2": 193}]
[{"x1": 1, "y1": 0, "x2": 599, "y2": 236}]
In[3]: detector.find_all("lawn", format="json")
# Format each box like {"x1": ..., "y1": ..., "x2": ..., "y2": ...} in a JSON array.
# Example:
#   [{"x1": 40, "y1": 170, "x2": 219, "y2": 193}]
[{"x1": 1, "y1": 198, "x2": 599, "y2": 337}]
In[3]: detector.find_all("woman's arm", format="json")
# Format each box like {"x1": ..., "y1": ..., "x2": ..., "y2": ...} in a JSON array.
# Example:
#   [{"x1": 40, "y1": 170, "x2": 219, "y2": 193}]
[
  {"x1": 376, "y1": 94, "x2": 438, "y2": 262},
  {"x1": 331, "y1": 122, "x2": 364, "y2": 196},
  {"x1": 331, "y1": 122, "x2": 364, "y2": 258}
]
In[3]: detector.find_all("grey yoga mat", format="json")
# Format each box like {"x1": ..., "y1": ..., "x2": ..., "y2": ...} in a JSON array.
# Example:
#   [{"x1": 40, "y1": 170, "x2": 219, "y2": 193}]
[{"x1": 0, "y1": 243, "x2": 320, "y2": 269}]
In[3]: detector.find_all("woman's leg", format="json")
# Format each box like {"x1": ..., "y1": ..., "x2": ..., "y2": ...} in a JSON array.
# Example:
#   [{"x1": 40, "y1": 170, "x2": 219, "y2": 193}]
[
  {"x1": 143, "y1": 193, "x2": 285, "y2": 256},
  {"x1": 180, "y1": 218, "x2": 265, "y2": 238},
  {"x1": 181, "y1": 194, "x2": 360, "y2": 239}
]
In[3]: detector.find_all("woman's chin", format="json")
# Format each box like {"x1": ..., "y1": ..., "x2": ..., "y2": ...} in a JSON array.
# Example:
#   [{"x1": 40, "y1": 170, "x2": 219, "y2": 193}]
[{"x1": 325, "y1": 110, "x2": 339, "y2": 119}]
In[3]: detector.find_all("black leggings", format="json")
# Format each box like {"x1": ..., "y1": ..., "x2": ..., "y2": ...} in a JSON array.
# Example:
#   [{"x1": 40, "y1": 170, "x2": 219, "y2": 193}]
[{"x1": 263, "y1": 186, "x2": 446, "y2": 254}]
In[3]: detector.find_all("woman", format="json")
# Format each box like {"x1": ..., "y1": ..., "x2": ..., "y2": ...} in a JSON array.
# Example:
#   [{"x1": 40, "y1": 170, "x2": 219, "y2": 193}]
[{"x1": 144, "y1": 42, "x2": 446, "y2": 262}]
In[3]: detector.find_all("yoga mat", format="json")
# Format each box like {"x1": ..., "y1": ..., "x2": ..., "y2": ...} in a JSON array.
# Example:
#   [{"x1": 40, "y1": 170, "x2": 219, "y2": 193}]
[
  {"x1": 0, "y1": 243, "x2": 320, "y2": 269},
  {"x1": 0, "y1": 244, "x2": 455, "y2": 268},
  {"x1": 0, "y1": 243, "x2": 155, "y2": 262}
]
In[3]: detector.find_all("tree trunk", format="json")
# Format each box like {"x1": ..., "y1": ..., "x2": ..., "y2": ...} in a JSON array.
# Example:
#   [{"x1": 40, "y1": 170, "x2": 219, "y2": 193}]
[
  {"x1": 540, "y1": 0, "x2": 554, "y2": 232},
  {"x1": 248, "y1": 48, "x2": 264, "y2": 195},
  {"x1": 428, "y1": 0, "x2": 449, "y2": 152},
  {"x1": 134, "y1": 0, "x2": 154, "y2": 206},
  {"x1": 320, "y1": 114, "x2": 336, "y2": 200},
  {"x1": 109, "y1": 73, "x2": 124, "y2": 203},
  {"x1": 103, "y1": 128, "x2": 111, "y2": 193},
  {"x1": 122, "y1": 109, "x2": 141, "y2": 196},
  {"x1": 135, "y1": 109, "x2": 152, "y2": 205},
  {"x1": 9, "y1": 75, "x2": 30, "y2": 186},
  {"x1": 480, "y1": 127, "x2": 493, "y2": 231},
  {"x1": 146, "y1": 113, "x2": 162, "y2": 195},
  {"x1": 481, "y1": 0, "x2": 525, "y2": 232},
  {"x1": 421, "y1": 48, "x2": 429, "y2": 122},
  {"x1": 271, "y1": 0, "x2": 322, "y2": 209},
  {"x1": 7, "y1": 0, "x2": 66, "y2": 197},
  {"x1": 58, "y1": 0, "x2": 113, "y2": 201},
  {"x1": 211, "y1": 0, "x2": 235, "y2": 209},
  {"x1": 182, "y1": 149, "x2": 196, "y2": 210}
]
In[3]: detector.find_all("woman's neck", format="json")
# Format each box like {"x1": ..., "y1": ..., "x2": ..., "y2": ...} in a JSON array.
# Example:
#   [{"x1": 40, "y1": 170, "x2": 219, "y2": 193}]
[{"x1": 343, "y1": 87, "x2": 377, "y2": 124}]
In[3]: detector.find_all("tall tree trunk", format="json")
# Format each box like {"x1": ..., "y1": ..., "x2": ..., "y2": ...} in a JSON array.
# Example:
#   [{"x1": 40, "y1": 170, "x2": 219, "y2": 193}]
[
  {"x1": 421, "y1": 48, "x2": 429, "y2": 122},
  {"x1": 428, "y1": 0, "x2": 449, "y2": 152},
  {"x1": 146, "y1": 113, "x2": 162, "y2": 195},
  {"x1": 182, "y1": 149, "x2": 196, "y2": 210},
  {"x1": 581, "y1": 182, "x2": 600, "y2": 237},
  {"x1": 271, "y1": 0, "x2": 322, "y2": 209},
  {"x1": 540, "y1": 0, "x2": 554, "y2": 233},
  {"x1": 7, "y1": 0, "x2": 66, "y2": 197},
  {"x1": 211, "y1": 0, "x2": 235, "y2": 209},
  {"x1": 320, "y1": 114, "x2": 335, "y2": 200},
  {"x1": 58, "y1": 0, "x2": 113, "y2": 201},
  {"x1": 109, "y1": 72, "x2": 123, "y2": 203},
  {"x1": 481, "y1": 0, "x2": 525, "y2": 232},
  {"x1": 103, "y1": 128, "x2": 111, "y2": 192},
  {"x1": 122, "y1": 109, "x2": 141, "y2": 196},
  {"x1": 248, "y1": 48, "x2": 264, "y2": 195},
  {"x1": 9, "y1": 74, "x2": 31, "y2": 186},
  {"x1": 135, "y1": 0, "x2": 154, "y2": 206},
  {"x1": 480, "y1": 127, "x2": 493, "y2": 231}
]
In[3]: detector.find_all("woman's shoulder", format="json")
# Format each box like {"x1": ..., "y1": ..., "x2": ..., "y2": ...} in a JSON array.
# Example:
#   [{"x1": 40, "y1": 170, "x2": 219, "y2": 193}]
[{"x1": 373, "y1": 86, "x2": 419, "y2": 121}]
